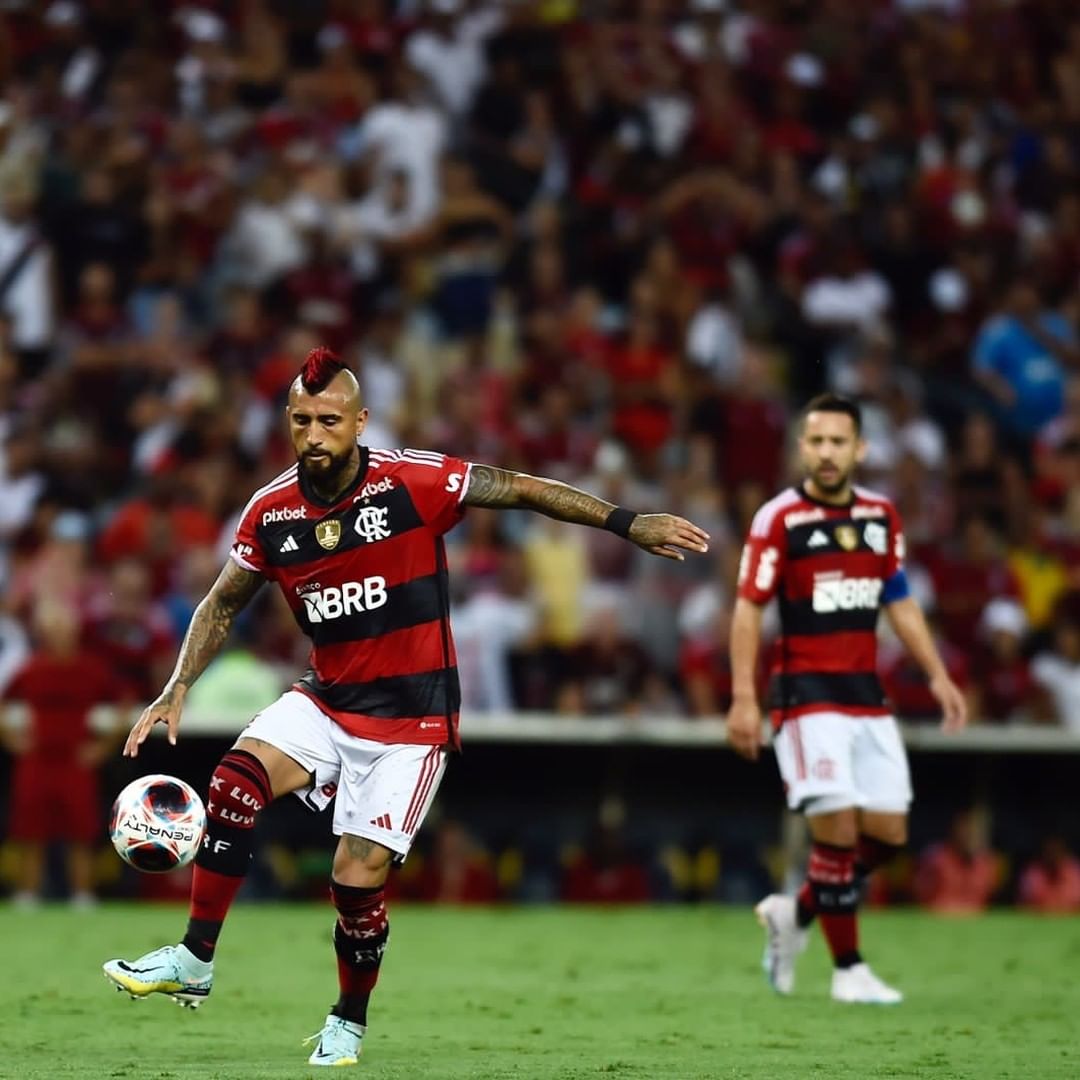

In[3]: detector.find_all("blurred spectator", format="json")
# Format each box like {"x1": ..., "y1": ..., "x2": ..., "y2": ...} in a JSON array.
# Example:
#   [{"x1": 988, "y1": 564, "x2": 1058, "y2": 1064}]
[
  {"x1": 412, "y1": 820, "x2": 500, "y2": 904},
  {"x1": 84, "y1": 558, "x2": 176, "y2": 701},
  {"x1": 914, "y1": 809, "x2": 1003, "y2": 914},
  {"x1": 561, "y1": 800, "x2": 651, "y2": 904},
  {"x1": 972, "y1": 281, "x2": 1077, "y2": 441},
  {"x1": 555, "y1": 586, "x2": 670, "y2": 717},
  {"x1": 974, "y1": 599, "x2": 1037, "y2": 724},
  {"x1": 929, "y1": 515, "x2": 1020, "y2": 652},
  {"x1": 1018, "y1": 838, "x2": 1080, "y2": 914},
  {"x1": 2, "y1": 599, "x2": 121, "y2": 907},
  {"x1": 1031, "y1": 612, "x2": 1080, "y2": 732},
  {"x1": 677, "y1": 583, "x2": 734, "y2": 717},
  {"x1": 454, "y1": 545, "x2": 539, "y2": 712}
]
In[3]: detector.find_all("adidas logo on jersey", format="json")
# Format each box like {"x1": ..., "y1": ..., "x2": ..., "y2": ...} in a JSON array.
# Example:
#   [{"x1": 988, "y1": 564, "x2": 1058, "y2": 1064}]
[
  {"x1": 807, "y1": 529, "x2": 829, "y2": 548},
  {"x1": 279, "y1": 535, "x2": 299, "y2": 553}
]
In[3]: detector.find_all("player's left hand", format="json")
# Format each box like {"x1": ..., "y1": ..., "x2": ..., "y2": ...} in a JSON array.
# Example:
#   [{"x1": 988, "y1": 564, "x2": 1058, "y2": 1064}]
[
  {"x1": 628, "y1": 514, "x2": 710, "y2": 561},
  {"x1": 930, "y1": 673, "x2": 967, "y2": 733}
]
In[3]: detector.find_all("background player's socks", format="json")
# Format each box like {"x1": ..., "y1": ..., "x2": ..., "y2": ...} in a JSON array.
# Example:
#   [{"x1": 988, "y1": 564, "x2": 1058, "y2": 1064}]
[
  {"x1": 331, "y1": 881, "x2": 390, "y2": 1026},
  {"x1": 181, "y1": 750, "x2": 272, "y2": 963},
  {"x1": 801, "y1": 842, "x2": 862, "y2": 967},
  {"x1": 855, "y1": 834, "x2": 903, "y2": 885}
]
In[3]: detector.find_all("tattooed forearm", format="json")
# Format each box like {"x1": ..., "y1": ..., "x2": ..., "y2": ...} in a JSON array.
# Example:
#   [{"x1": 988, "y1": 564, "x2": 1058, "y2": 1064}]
[
  {"x1": 464, "y1": 464, "x2": 615, "y2": 527},
  {"x1": 165, "y1": 561, "x2": 263, "y2": 694}
]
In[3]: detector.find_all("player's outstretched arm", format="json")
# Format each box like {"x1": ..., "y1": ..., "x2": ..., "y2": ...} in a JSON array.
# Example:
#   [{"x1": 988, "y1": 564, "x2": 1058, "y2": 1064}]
[
  {"x1": 463, "y1": 464, "x2": 710, "y2": 561},
  {"x1": 885, "y1": 596, "x2": 968, "y2": 732},
  {"x1": 123, "y1": 560, "x2": 264, "y2": 758}
]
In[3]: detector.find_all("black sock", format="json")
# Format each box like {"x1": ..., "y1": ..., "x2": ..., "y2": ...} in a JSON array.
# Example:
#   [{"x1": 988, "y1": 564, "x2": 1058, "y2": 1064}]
[
  {"x1": 181, "y1": 920, "x2": 218, "y2": 963},
  {"x1": 835, "y1": 950, "x2": 863, "y2": 970},
  {"x1": 332, "y1": 993, "x2": 370, "y2": 1025}
]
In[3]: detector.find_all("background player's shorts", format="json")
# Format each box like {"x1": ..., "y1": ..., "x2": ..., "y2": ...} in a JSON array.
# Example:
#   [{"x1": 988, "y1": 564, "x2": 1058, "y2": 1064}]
[
  {"x1": 8, "y1": 756, "x2": 99, "y2": 843},
  {"x1": 772, "y1": 712, "x2": 912, "y2": 816},
  {"x1": 241, "y1": 690, "x2": 446, "y2": 860}
]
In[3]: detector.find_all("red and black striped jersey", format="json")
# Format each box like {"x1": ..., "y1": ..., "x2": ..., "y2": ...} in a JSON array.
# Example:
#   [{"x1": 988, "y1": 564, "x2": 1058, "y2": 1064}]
[
  {"x1": 736, "y1": 484, "x2": 907, "y2": 726},
  {"x1": 230, "y1": 446, "x2": 472, "y2": 746}
]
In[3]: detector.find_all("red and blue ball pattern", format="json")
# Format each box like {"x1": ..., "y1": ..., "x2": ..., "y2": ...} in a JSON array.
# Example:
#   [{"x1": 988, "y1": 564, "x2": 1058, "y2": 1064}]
[{"x1": 109, "y1": 774, "x2": 207, "y2": 874}]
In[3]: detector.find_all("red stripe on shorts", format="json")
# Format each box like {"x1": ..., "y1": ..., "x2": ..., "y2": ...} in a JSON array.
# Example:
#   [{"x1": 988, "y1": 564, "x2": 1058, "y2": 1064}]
[{"x1": 402, "y1": 748, "x2": 440, "y2": 835}]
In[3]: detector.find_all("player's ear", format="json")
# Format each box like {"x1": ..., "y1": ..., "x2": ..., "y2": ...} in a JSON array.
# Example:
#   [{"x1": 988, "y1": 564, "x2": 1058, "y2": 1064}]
[
  {"x1": 356, "y1": 407, "x2": 368, "y2": 439},
  {"x1": 855, "y1": 435, "x2": 868, "y2": 463}
]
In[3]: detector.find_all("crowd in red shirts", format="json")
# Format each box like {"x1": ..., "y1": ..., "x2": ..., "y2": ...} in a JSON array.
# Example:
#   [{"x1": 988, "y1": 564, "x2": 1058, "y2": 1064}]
[{"x1": 0, "y1": 0, "x2": 1077, "y2": 903}]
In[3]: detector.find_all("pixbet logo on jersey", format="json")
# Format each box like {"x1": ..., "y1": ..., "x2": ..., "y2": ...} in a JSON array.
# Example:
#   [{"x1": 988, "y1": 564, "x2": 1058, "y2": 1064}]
[
  {"x1": 262, "y1": 506, "x2": 307, "y2": 526},
  {"x1": 354, "y1": 476, "x2": 395, "y2": 501},
  {"x1": 811, "y1": 571, "x2": 882, "y2": 613},
  {"x1": 302, "y1": 576, "x2": 388, "y2": 623}
]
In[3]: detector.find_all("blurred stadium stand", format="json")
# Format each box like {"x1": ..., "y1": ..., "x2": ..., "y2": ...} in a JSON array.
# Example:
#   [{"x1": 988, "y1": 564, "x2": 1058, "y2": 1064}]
[{"x1": 1, "y1": 0, "x2": 1080, "y2": 904}]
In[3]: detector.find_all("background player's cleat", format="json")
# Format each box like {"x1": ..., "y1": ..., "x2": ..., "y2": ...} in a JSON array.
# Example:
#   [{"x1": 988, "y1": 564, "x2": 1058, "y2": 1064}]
[
  {"x1": 303, "y1": 1015, "x2": 365, "y2": 1066},
  {"x1": 102, "y1": 944, "x2": 213, "y2": 1008},
  {"x1": 755, "y1": 893, "x2": 808, "y2": 994},
  {"x1": 830, "y1": 962, "x2": 903, "y2": 1005}
]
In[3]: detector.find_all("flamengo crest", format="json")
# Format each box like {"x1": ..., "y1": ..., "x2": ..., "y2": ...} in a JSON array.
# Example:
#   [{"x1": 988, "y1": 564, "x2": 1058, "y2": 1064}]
[
  {"x1": 315, "y1": 520, "x2": 342, "y2": 550},
  {"x1": 355, "y1": 504, "x2": 391, "y2": 543}
]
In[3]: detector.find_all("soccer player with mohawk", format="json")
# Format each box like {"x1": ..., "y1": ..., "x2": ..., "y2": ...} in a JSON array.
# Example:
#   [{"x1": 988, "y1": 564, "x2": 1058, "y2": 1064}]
[{"x1": 103, "y1": 348, "x2": 710, "y2": 1066}]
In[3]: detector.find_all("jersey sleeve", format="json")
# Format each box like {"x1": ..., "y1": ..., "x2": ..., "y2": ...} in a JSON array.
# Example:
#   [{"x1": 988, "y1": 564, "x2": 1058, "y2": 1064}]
[
  {"x1": 405, "y1": 452, "x2": 472, "y2": 535},
  {"x1": 736, "y1": 505, "x2": 787, "y2": 605},
  {"x1": 229, "y1": 503, "x2": 271, "y2": 576}
]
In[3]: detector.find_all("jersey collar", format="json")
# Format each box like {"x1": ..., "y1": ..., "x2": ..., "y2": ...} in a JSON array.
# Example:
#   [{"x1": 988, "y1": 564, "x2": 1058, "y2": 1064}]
[
  {"x1": 797, "y1": 482, "x2": 855, "y2": 510},
  {"x1": 298, "y1": 445, "x2": 370, "y2": 510}
]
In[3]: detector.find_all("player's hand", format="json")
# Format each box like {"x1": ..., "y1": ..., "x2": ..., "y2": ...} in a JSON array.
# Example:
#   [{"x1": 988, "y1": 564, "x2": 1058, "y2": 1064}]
[
  {"x1": 123, "y1": 688, "x2": 185, "y2": 758},
  {"x1": 726, "y1": 696, "x2": 764, "y2": 761},
  {"x1": 628, "y1": 514, "x2": 710, "y2": 561},
  {"x1": 930, "y1": 674, "x2": 967, "y2": 733}
]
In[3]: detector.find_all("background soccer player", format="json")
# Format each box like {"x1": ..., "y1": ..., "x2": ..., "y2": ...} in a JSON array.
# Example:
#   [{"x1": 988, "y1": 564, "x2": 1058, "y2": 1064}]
[
  {"x1": 727, "y1": 394, "x2": 967, "y2": 1004},
  {"x1": 103, "y1": 347, "x2": 709, "y2": 1066}
]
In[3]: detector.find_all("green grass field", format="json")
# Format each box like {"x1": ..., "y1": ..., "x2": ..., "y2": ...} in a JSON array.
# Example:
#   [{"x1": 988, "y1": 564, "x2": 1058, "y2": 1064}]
[{"x1": 2, "y1": 904, "x2": 1076, "y2": 1079}]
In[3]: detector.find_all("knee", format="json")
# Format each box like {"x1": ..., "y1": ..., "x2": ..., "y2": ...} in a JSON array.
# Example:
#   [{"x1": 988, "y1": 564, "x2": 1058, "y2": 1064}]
[
  {"x1": 875, "y1": 820, "x2": 908, "y2": 847},
  {"x1": 332, "y1": 835, "x2": 393, "y2": 887},
  {"x1": 808, "y1": 809, "x2": 859, "y2": 849}
]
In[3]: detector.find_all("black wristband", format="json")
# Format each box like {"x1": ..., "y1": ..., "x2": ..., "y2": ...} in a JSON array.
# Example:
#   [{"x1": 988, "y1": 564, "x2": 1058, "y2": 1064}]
[{"x1": 603, "y1": 506, "x2": 637, "y2": 538}]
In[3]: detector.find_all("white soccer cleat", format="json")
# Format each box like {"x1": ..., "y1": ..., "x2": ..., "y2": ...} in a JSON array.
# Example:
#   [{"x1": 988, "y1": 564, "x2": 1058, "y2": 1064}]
[
  {"x1": 830, "y1": 962, "x2": 903, "y2": 1005},
  {"x1": 103, "y1": 944, "x2": 213, "y2": 1008},
  {"x1": 755, "y1": 893, "x2": 808, "y2": 995},
  {"x1": 304, "y1": 1015, "x2": 365, "y2": 1067}
]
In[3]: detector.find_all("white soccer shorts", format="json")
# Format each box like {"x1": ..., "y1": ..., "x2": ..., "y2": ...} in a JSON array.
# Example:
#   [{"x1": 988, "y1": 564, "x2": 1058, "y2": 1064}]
[
  {"x1": 240, "y1": 690, "x2": 446, "y2": 858},
  {"x1": 772, "y1": 712, "x2": 912, "y2": 816}
]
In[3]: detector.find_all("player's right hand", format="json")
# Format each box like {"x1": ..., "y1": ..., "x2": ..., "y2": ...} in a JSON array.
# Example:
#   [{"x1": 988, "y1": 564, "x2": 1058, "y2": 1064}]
[
  {"x1": 123, "y1": 688, "x2": 184, "y2": 758},
  {"x1": 726, "y1": 697, "x2": 763, "y2": 761}
]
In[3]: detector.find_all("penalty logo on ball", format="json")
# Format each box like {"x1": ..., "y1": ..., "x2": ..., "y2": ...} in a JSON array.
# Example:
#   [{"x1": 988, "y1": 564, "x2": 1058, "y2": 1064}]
[{"x1": 109, "y1": 774, "x2": 207, "y2": 874}]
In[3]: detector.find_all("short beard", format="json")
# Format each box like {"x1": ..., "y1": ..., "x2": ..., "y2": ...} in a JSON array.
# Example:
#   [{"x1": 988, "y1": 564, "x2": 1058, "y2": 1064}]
[
  {"x1": 300, "y1": 449, "x2": 353, "y2": 491},
  {"x1": 812, "y1": 468, "x2": 850, "y2": 494}
]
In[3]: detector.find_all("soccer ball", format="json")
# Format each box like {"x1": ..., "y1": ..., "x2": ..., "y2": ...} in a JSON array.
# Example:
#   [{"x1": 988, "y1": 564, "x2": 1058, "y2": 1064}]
[{"x1": 110, "y1": 774, "x2": 207, "y2": 873}]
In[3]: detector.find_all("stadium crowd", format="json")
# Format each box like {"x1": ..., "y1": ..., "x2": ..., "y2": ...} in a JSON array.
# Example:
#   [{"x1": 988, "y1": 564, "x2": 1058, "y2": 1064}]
[{"x1": 1, "y1": 0, "x2": 1080, "y2": 902}]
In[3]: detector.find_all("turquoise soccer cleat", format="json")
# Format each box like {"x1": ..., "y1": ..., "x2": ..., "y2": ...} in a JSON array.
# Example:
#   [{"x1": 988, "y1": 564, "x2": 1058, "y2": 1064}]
[
  {"x1": 103, "y1": 944, "x2": 213, "y2": 1009},
  {"x1": 303, "y1": 1014, "x2": 365, "y2": 1067}
]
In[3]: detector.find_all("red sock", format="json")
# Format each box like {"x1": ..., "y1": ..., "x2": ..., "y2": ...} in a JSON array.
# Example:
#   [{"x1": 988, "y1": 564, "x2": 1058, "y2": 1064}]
[
  {"x1": 804, "y1": 843, "x2": 861, "y2": 968},
  {"x1": 331, "y1": 881, "x2": 389, "y2": 1026},
  {"x1": 182, "y1": 750, "x2": 271, "y2": 962}
]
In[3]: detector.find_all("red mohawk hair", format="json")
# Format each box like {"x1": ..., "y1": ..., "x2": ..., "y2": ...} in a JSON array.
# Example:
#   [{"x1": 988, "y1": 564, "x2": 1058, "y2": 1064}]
[{"x1": 300, "y1": 346, "x2": 346, "y2": 393}]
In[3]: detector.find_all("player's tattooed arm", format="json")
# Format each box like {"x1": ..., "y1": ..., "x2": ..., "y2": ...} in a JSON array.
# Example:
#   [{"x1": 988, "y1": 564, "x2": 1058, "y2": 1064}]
[
  {"x1": 124, "y1": 560, "x2": 264, "y2": 756},
  {"x1": 463, "y1": 464, "x2": 710, "y2": 561},
  {"x1": 166, "y1": 561, "x2": 264, "y2": 696}
]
